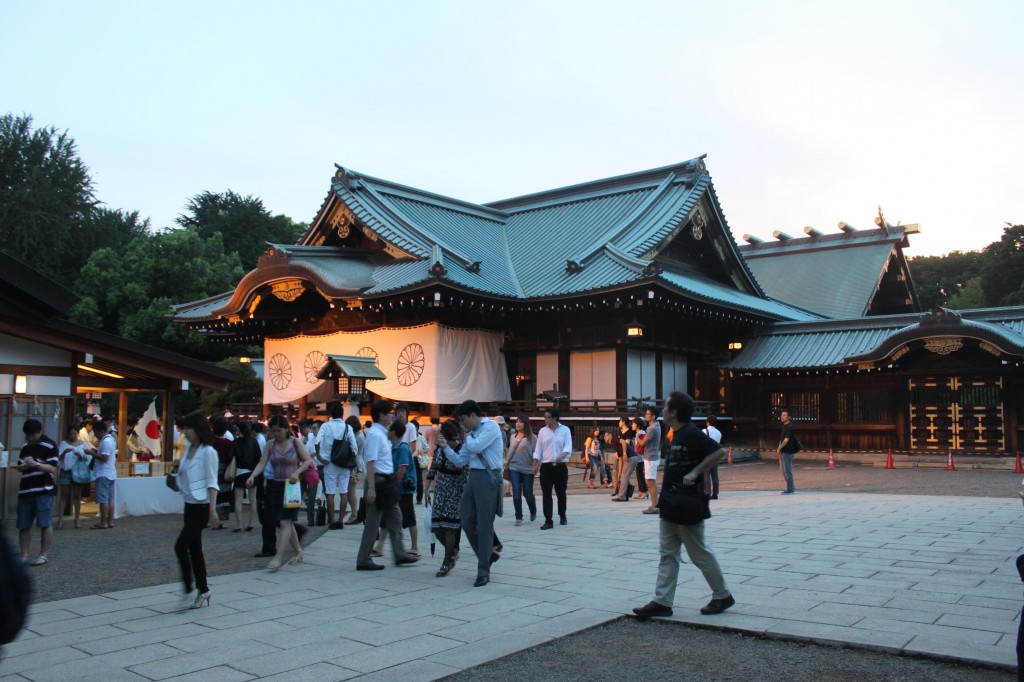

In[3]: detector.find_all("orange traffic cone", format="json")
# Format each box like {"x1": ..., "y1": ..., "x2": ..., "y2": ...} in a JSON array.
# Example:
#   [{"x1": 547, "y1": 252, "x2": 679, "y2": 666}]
[
  {"x1": 885, "y1": 449, "x2": 894, "y2": 469},
  {"x1": 828, "y1": 449, "x2": 836, "y2": 469},
  {"x1": 1015, "y1": 451, "x2": 1023, "y2": 475},
  {"x1": 946, "y1": 450, "x2": 956, "y2": 471},
  {"x1": 727, "y1": 446, "x2": 733, "y2": 465}
]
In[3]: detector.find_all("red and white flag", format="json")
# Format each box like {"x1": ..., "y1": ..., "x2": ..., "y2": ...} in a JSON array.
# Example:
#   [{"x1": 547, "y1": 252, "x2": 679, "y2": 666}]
[{"x1": 137, "y1": 399, "x2": 162, "y2": 458}]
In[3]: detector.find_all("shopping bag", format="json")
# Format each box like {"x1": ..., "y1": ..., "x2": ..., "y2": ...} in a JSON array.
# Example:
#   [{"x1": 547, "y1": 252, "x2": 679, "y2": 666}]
[{"x1": 283, "y1": 480, "x2": 303, "y2": 508}]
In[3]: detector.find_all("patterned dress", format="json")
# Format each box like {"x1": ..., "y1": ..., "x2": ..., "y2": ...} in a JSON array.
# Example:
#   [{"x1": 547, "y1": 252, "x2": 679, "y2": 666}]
[{"x1": 428, "y1": 443, "x2": 468, "y2": 532}]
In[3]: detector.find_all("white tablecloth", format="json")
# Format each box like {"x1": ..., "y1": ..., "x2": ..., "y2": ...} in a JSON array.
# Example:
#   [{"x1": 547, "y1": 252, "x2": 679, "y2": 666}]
[{"x1": 114, "y1": 477, "x2": 183, "y2": 519}]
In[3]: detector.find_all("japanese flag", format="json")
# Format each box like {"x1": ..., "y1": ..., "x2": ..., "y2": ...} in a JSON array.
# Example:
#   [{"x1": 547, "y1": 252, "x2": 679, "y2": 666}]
[{"x1": 137, "y1": 399, "x2": 162, "y2": 457}]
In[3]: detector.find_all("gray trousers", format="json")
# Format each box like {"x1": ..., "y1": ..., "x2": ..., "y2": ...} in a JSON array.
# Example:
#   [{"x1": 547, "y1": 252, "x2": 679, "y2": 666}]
[
  {"x1": 615, "y1": 458, "x2": 640, "y2": 498},
  {"x1": 654, "y1": 519, "x2": 730, "y2": 607},
  {"x1": 461, "y1": 469, "x2": 500, "y2": 577},
  {"x1": 356, "y1": 482, "x2": 409, "y2": 567}
]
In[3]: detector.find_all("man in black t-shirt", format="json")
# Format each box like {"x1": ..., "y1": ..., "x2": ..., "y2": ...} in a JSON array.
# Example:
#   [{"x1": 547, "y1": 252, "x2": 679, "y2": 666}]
[
  {"x1": 777, "y1": 411, "x2": 797, "y2": 494},
  {"x1": 633, "y1": 392, "x2": 735, "y2": 618}
]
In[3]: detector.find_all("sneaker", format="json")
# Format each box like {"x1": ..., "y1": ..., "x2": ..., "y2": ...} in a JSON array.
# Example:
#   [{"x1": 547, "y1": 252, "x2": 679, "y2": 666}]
[
  {"x1": 781, "y1": 490, "x2": 795, "y2": 495},
  {"x1": 632, "y1": 601, "x2": 673, "y2": 618},
  {"x1": 514, "y1": 519, "x2": 523, "y2": 526},
  {"x1": 700, "y1": 595, "x2": 735, "y2": 615}
]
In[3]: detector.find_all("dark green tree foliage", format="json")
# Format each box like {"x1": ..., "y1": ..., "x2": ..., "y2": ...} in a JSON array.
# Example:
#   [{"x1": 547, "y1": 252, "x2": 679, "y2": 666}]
[
  {"x1": 176, "y1": 190, "x2": 305, "y2": 271},
  {"x1": 0, "y1": 113, "x2": 98, "y2": 285},
  {"x1": 199, "y1": 358, "x2": 263, "y2": 415},
  {"x1": 980, "y1": 225, "x2": 1024, "y2": 306},
  {"x1": 907, "y1": 251, "x2": 984, "y2": 310},
  {"x1": 83, "y1": 207, "x2": 150, "y2": 253},
  {"x1": 70, "y1": 228, "x2": 245, "y2": 359}
]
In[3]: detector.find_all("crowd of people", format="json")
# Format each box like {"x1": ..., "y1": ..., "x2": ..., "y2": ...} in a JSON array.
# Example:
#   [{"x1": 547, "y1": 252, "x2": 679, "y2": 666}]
[{"x1": 10, "y1": 394, "x2": 792, "y2": 620}]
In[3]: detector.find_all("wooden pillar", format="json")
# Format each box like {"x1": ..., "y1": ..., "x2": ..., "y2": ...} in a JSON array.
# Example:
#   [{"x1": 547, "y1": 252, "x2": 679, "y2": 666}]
[
  {"x1": 117, "y1": 391, "x2": 128, "y2": 462},
  {"x1": 298, "y1": 395, "x2": 307, "y2": 420},
  {"x1": 161, "y1": 390, "x2": 174, "y2": 462}
]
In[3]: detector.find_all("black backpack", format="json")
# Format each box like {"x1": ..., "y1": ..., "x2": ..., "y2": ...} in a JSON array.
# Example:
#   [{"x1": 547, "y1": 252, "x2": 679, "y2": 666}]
[{"x1": 0, "y1": 527, "x2": 30, "y2": 646}]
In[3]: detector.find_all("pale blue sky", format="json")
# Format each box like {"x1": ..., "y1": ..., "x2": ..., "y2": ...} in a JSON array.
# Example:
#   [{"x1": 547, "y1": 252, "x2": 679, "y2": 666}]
[{"x1": 3, "y1": 0, "x2": 1021, "y2": 256}]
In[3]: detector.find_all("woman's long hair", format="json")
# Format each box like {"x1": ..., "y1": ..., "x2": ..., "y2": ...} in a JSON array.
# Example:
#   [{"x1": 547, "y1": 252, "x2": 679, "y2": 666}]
[
  {"x1": 182, "y1": 412, "x2": 215, "y2": 446},
  {"x1": 514, "y1": 416, "x2": 533, "y2": 440}
]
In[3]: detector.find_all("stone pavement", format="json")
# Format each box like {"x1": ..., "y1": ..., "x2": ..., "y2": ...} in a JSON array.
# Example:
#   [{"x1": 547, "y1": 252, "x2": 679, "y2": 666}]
[{"x1": 2, "y1": 491, "x2": 1021, "y2": 680}]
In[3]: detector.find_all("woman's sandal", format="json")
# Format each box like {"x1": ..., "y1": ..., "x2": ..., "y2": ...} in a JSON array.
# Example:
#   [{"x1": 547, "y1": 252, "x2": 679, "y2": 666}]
[
  {"x1": 266, "y1": 561, "x2": 282, "y2": 572},
  {"x1": 642, "y1": 507, "x2": 659, "y2": 514},
  {"x1": 435, "y1": 563, "x2": 452, "y2": 577},
  {"x1": 288, "y1": 554, "x2": 304, "y2": 565}
]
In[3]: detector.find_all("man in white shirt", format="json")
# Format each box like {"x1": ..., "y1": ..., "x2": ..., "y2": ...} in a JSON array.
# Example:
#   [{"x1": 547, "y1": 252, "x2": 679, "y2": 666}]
[
  {"x1": 532, "y1": 407, "x2": 572, "y2": 530},
  {"x1": 356, "y1": 400, "x2": 419, "y2": 571},
  {"x1": 315, "y1": 405, "x2": 358, "y2": 530},
  {"x1": 437, "y1": 400, "x2": 504, "y2": 587},
  {"x1": 641, "y1": 408, "x2": 663, "y2": 514},
  {"x1": 704, "y1": 414, "x2": 723, "y2": 499},
  {"x1": 91, "y1": 420, "x2": 118, "y2": 529}
]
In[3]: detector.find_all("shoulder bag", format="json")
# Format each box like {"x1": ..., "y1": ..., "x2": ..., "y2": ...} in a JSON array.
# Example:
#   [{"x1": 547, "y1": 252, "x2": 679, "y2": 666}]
[{"x1": 329, "y1": 425, "x2": 357, "y2": 468}]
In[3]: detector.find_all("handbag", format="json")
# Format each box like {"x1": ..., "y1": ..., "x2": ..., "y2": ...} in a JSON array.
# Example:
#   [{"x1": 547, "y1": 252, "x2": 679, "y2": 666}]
[
  {"x1": 658, "y1": 479, "x2": 710, "y2": 526},
  {"x1": 223, "y1": 458, "x2": 237, "y2": 483},
  {"x1": 329, "y1": 425, "x2": 357, "y2": 468},
  {"x1": 502, "y1": 466, "x2": 511, "y2": 482},
  {"x1": 283, "y1": 480, "x2": 303, "y2": 508},
  {"x1": 72, "y1": 457, "x2": 95, "y2": 484},
  {"x1": 164, "y1": 461, "x2": 179, "y2": 492},
  {"x1": 299, "y1": 459, "x2": 319, "y2": 488}
]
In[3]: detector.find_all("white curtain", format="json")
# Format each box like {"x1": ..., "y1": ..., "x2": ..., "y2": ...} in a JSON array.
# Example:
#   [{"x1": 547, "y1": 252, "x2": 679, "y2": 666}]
[{"x1": 262, "y1": 323, "x2": 511, "y2": 405}]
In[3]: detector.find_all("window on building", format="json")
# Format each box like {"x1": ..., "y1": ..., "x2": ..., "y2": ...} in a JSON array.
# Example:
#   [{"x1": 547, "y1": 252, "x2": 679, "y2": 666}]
[
  {"x1": 836, "y1": 391, "x2": 892, "y2": 423},
  {"x1": 770, "y1": 391, "x2": 820, "y2": 422}
]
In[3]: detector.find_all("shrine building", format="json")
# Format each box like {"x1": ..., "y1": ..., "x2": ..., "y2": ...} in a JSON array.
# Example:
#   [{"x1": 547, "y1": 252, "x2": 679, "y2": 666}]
[{"x1": 172, "y1": 157, "x2": 1024, "y2": 455}]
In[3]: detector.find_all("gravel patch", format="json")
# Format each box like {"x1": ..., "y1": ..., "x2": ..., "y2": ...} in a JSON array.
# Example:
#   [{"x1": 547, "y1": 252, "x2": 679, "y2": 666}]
[{"x1": 441, "y1": 618, "x2": 1015, "y2": 681}]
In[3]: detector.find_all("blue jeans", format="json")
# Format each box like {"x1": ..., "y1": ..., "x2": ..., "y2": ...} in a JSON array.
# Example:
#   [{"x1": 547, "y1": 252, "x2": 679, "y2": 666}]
[
  {"x1": 509, "y1": 469, "x2": 536, "y2": 521},
  {"x1": 781, "y1": 452, "x2": 795, "y2": 492}
]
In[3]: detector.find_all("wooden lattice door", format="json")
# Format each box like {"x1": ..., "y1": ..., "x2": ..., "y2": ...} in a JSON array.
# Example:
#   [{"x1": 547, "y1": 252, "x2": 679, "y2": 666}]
[{"x1": 909, "y1": 376, "x2": 1004, "y2": 452}]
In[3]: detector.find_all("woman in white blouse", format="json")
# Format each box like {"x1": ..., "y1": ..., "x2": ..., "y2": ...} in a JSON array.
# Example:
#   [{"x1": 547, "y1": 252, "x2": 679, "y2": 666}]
[
  {"x1": 173, "y1": 412, "x2": 220, "y2": 609},
  {"x1": 56, "y1": 424, "x2": 95, "y2": 529}
]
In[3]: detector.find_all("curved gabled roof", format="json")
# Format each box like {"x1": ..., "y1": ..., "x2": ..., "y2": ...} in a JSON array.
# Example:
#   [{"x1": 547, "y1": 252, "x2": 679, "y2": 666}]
[{"x1": 175, "y1": 158, "x2": 814, "y2": 324}]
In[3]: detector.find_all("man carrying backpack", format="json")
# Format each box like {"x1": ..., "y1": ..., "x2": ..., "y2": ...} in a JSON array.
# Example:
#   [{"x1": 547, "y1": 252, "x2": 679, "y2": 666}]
[{"x1": 777, "y1": 411, "x2": 798, "y2": 495}]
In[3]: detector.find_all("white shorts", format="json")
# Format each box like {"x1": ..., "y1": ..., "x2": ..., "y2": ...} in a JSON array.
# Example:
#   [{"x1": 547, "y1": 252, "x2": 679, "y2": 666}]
[{"x1": 323, "y1": 463, "x2": 351, "y2": 495}]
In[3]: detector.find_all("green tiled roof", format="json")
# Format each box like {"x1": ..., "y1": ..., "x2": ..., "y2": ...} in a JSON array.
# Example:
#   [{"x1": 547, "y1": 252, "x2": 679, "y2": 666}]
[
  {"x1": 175, "y1": 158, "x2": 818, "y2": 324},
  {"x1": 724, "y1": 307, "x2": 1024, "y2": 370},
  {"x1": 739, "y1": 227, "x2": 916, "y2": 319},
  {"x1": 318, "y1": 354, "x2": 387, "y2": 380},
  {"x1": 330, "y1": 158, "x2": 799, "y2": 319}
]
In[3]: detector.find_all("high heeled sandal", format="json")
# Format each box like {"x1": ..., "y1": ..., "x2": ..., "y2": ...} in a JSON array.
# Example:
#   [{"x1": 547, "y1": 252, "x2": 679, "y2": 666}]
[
  {"x1": 435, "y1": 563, "x2": 452, "y2": 577},
  {"x1": 191, "y1": 591, "x2": 211, "y2": 609}
]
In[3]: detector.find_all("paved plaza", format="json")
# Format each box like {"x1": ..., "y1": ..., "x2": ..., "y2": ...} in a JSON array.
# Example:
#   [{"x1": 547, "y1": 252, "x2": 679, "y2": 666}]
[{"x1": 2, "y1": 490, "x2": 1021, "y2": 680}]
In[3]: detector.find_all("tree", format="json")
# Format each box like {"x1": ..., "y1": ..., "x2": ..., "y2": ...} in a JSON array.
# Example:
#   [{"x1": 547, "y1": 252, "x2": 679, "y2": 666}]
[
  {"x1": 198, "y1": 358, "x2": 263, "y2": 415},
  {"x1": 83, "y1": 207, "x2": 150, "y2": 253},
  {"x1": 176, "y1": 190, "x2": 305, "y2": 271},
  {"x1": 69, "y1": 227, "x2": 246, "y2": 359},
  {"x1": 0, "y1": 113, "x2": 98, "y2": 285},
  {"x1": 945, "y1": 277, "x2": 987, "y2": 310},
  {"x1": 908, "y1": 250, "x2": 984, "y2": 310},
  {"x1": 980, "y1": 224, "x2": 1024, "y2": 306}
]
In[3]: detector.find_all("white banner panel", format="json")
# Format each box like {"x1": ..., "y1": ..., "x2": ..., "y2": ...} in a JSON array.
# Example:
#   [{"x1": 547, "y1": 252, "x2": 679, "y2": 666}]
[{"x1": 262, "y1": 323, "x2": 510, "y2": 405}]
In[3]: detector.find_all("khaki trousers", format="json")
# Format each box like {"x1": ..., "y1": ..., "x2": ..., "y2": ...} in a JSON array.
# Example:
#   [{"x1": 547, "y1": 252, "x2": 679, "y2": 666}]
[{"x1": 654, "y1": 518, "x2": 730, "y2": 607}]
